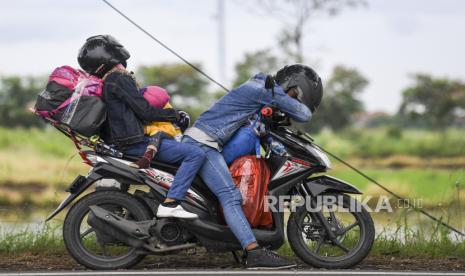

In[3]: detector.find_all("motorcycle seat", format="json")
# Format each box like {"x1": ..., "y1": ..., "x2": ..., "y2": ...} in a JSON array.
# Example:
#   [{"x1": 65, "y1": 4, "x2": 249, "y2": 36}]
[{"x1": 123, "y1": 155, "x2": 180, "y2": 174}]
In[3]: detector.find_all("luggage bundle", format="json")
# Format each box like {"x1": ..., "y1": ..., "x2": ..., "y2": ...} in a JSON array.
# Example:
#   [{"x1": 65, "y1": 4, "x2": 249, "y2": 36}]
[
  {"x1": 229, "y1": 156, "x2": 273, "y2": 228},
  {"x1": 34, "y1": 66, "x2": 106, "y2": 137}
]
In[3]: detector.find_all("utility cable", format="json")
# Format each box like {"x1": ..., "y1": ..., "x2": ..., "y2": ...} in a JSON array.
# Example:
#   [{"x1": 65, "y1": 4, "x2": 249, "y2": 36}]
[
  {"x1": 101, "y1": 0, "x2": 230, "y2": 92},
  {"x1": 317, "y1": 142, "x2": 465, "y2": 236},
  {"x1": 101, "y1": 0, "x2": 465, "y2": 237}
]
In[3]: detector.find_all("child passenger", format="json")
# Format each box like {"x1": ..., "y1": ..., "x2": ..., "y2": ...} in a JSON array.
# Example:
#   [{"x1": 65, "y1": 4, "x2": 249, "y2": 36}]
[{"x1": 129, "y1": 86, "x2": 190, "y2": 169}]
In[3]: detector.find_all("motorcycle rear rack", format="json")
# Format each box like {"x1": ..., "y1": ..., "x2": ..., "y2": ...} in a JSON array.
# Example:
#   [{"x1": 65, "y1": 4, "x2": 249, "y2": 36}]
[{"x1": 31, "y1": 108, "x2": 123, "y2": 161}]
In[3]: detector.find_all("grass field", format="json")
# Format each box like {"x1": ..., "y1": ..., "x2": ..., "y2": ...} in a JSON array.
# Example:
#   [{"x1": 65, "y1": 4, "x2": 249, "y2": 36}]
[
  {"x1": 330, "y1": 168, "x2": 464, "y2": 204},
  {"x1": 1, "y1": 219, "x2": 465, "y2": 259},
  {"x1": 3, "y1": 126, "x2": 465, "y2": 158},
  {"x1": 0, "y1": 126, "x2": 464, "y2": 207},
  {"x1": 315, "y1": 127, "x2": 465, "y2": 158},
  {"x1": 0, "y1": 125, "x2": 464, "y2": 260}
]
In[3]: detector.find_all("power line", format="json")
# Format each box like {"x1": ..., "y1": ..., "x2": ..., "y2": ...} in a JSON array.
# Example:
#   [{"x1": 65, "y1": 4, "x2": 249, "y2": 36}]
[
  {"x1": 101, "y1": 0, "x2": 465, "y2": 237},
  {"x1": 317, "y1": 143, "x2": 465, "y2": 236},
  {"x1": 217, "y1": 0, "x2": 226, "y2": 84},
  {"x1": 101, "y1": 0, "x2": 230, "y2": 93}
]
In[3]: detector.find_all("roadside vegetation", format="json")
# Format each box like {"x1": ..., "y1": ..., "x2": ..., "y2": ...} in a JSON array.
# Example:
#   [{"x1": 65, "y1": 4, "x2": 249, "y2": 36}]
[
  {"x1": 2, "y1": 219, "x2": 465, "y2": 259},
  {"x1": 1, "y1": 126, "x2": 464, "y2": 207},
  {"x1": 0, "y1": 224, "x2": 65, "y2": 255},
  {"x1": 315, "y1": 127, "x2": 465, "y2": 159},
  {"x1": 1, "y1": 0, "x2": 464, "y2": 266},
  {"x1": 1, "y1": 124, "x2": 464, "y2": 260}
]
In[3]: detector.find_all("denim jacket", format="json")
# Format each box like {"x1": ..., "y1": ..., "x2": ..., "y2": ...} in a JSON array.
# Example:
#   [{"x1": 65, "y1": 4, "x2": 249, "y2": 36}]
[{"x1": 193, "y1": 73, "x2": 312, "y2": 146}]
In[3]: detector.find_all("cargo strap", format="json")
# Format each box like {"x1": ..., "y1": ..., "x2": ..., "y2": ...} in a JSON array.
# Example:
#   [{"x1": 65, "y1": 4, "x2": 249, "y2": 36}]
[{"x1": 36, "y1": 97, "x2": 73, "y2": 118}]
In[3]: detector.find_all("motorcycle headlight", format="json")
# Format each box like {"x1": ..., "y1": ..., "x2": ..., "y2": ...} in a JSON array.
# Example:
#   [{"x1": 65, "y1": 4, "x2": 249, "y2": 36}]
[{"x1": 306, "y1": 144, "x2": 332, "y2": 169}]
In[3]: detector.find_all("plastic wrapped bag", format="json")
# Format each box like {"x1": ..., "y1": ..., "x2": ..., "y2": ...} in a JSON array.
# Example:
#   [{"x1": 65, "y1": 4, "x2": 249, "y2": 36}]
[
  {"x1": 229, "y1": 156, "x2": 273, "y2": 228},
  {"x1": 35, "y1": 66, "x2": 105, "y2": 137},
  {"x1": 60, "y1": 78, "x2": 106, "y2": 137}
]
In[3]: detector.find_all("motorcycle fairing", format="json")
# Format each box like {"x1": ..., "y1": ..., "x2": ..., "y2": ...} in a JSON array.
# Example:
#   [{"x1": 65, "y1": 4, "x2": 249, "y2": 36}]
[
  {"x1": 46, "y1": 155, "x2": 221, "y2": 223},
  {"x1": 46, "y1": 172, "x2": 102, "y2": 221},
  {"x1": 271, "y1": 159, "x2": 310, "y2": 180},
  {"x1": 304, "y1": 175, "x2": 362, "y2": 196},
  {"x1": 45, "y1": 159, "x2": 143, "y2": 221}
]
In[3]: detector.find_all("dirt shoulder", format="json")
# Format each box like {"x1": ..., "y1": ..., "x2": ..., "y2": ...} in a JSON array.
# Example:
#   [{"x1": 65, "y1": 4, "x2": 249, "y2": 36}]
[{"x1": 1, "y1": 252, "x2": 464, "y2": 272}]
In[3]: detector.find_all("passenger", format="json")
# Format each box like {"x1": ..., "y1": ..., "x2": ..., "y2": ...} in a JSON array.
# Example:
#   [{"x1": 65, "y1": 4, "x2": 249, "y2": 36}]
[
  {"x1": 78, "y1": 35, "x2": 204, "y2": 219},
  {"x1": 183, "y1": 64, "x2": 322, "y2": 269},
  {"x1": 129, "y1": 86, "x2": 190, "y2": 169}
]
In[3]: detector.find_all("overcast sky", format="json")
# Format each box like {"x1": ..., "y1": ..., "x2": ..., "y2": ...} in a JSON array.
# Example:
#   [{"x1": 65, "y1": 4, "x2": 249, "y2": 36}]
[{"x1": 0, "y1": 0, "x2": 464, "y2": 113}]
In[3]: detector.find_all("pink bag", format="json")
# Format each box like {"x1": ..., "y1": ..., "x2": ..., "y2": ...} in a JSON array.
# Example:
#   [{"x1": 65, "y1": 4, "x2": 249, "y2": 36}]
[
  {"x1": 48, "y1": 65, "x2": 81, "y2": 90},
  {"x1": 49, "y1": 66, "x2": 103, "y2": 97},
  {"x1": 36, "y1": 66, "x2": 103, "y2": 118}
]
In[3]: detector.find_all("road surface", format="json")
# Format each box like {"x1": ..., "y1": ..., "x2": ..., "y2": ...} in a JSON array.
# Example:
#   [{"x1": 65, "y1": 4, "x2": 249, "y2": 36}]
[{"x1": 1, "y1": 271, "x2": 465, "y2": 276}]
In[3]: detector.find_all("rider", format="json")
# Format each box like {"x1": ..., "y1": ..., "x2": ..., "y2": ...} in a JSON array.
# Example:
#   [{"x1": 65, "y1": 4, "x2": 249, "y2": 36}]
[
  {"x1": 183, "y1": 64, "x2": 323, "y2": 269},
  {"x1": 77, "y1": 35, "x2": 204, "y2": 219}
]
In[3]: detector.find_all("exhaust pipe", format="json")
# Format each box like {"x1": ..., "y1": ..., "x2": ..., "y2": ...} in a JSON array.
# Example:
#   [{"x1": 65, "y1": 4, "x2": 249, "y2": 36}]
[{"x1": 87, "y1": 205, "x2": 156, "y2": 248}]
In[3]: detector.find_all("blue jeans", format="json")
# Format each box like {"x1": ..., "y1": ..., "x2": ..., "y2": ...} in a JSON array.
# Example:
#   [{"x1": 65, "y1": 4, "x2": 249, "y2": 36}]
[
  {"x1": 123, "y1": 137, "x2": 205, "y2": 201},
  {"x1": 182, "y1": 135, "x2": 257, "y2": 249}
]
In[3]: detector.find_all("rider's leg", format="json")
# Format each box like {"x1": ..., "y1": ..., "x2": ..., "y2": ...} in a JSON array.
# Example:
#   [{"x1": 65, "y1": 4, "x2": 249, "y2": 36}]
[
  {"x1": 183, "y1": 136, "x2": 295, "y2": 269},
  {"x1": 154, "y1": 139, "x2": 206, "y2": 219},
  {"x1": 130, "y1": 132, "x2": 170, "y2": 169},
  {"x1": 125, "y1": 137, "x2": 205, "y2": 218},
  {"x1": 183, "y1": 136, "x2": 257, "y2": 248},
  {"x1": 155, "y1": 138, "x2": 206, "y2": 200}
]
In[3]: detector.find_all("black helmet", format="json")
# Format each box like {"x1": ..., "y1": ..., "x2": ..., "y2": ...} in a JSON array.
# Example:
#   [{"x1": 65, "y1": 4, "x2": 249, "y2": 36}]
[
  {"x1": 275, "y1": 64, "x2": 323, "y2": 112},
  {"x1": 77, "y1": 35, "x2": 130, "y2": 76}
]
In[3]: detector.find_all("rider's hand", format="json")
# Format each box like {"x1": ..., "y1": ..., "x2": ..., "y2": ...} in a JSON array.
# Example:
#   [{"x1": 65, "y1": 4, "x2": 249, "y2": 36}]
[{"x1": 175, "y1": 110, "x2": 190, "y2": 132}]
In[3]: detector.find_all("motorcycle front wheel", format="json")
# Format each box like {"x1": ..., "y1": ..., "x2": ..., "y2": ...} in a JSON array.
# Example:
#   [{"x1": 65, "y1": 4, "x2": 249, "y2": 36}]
[
  {"x1": 63, "y1": 190, "x2": 151, "y2": 270},
  {"x1": 287, "y1": 193, "x2": 375, "y2": 269}
]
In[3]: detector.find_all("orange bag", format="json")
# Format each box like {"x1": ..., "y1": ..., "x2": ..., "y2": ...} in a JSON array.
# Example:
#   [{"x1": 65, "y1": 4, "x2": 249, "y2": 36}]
[{"x1": 229, "y1": 156, "x2": 273, "y2": 228}]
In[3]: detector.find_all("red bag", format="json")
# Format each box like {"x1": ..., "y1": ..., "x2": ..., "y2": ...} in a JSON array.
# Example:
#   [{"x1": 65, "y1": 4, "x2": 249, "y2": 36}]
[{"x1": 229, "y1": 156, "x2": 273, "y2": 228}]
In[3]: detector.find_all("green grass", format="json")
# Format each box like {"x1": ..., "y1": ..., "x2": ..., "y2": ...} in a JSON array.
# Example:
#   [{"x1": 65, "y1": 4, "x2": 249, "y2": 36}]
[
  {"x1": 3, "y1": 125, "x2": 465, "y2": 160},
  {"x1": 0, "y1": 126, "x2": 464, "y2": 257},
  {"x1": 278, "y1": 219, "x2": 465, "y2": 259},
  {"x1": 372, "y1": 229, "x2": 465, "y2": 258},
  {"x1": 0, "y1": 127, "x2": 75, "y2": 158},
  {"x1": 314, "y1": 127, "x2": 465, "y2": 158},
  {"x1": 0, "y1": 126, "x2": 88, "y2": 206},
  {"x1": 372, "y1": 213, "x2": 465, "y2": 258},
  {"x1": 329, "y1": 168, "x2": 464, "y2": 204},
  {"x1": 0, "y1": 223, "x2": 65, "y2": 255},
  {"x1": 0, "y1": 126, "x2": 464, "y2": 207},
  {"x1": 1, "y1": 220, "x2": 464, "y2": 258}
]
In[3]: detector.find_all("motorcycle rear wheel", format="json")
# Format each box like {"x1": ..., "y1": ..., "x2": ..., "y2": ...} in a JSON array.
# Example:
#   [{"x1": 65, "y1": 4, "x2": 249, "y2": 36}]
[{"x1": 63, "y1": 190, "x2": 151, "y2": 270}]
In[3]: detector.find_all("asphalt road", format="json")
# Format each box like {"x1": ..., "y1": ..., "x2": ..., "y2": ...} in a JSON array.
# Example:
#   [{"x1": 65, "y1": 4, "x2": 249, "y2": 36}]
[{"x1": 1, "y1": 271, "x2": 465, "y2": 276}]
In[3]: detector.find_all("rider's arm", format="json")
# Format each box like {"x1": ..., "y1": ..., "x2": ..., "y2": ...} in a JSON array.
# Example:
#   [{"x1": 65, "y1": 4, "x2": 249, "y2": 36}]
[
  {"x1": 106, "y1": 73, "x2": 177, "y2": 122},
  {"x1": 259, "y1": 85, "x2": 312, "y2": 122}
]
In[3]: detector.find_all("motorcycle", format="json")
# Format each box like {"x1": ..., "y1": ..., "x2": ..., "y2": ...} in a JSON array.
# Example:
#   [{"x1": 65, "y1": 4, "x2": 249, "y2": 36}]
[{"x1": 43, "y1": 107, "x2": 374, "y2": 270}]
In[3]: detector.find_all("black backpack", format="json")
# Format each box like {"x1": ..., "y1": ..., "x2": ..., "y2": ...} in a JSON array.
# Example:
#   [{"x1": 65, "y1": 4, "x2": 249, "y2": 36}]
[{"x1": 35, "y1": 66, "x2": 106, "y2": 137}]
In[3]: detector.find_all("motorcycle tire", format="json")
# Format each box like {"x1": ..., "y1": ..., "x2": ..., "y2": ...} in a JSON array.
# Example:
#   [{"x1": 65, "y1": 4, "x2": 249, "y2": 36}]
[
  {"x1": 63, "y1": 190, "x2": 151, "y2": 270},
  {"x1": 287, "y1": 193, "x2": 375, "y2": 269}
]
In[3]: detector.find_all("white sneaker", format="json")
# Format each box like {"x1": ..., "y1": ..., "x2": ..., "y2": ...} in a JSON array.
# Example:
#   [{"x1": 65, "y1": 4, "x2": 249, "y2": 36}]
[{"x1": 156, "y1": 204, "x2": 198, "y2": 219}]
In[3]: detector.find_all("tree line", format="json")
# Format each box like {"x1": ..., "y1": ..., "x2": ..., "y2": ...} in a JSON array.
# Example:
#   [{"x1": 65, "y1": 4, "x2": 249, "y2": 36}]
[
  {"x1": 1, "y1": 0, "x2": 464, "y2": 131},
  {"x1": 0, "y1": 57, "x2": 464, "y2": 132}
]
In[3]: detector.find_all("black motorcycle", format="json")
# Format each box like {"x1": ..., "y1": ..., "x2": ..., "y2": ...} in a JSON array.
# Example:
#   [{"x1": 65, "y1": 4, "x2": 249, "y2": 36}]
[{"x1": 44, "y1": 108, "x2": 374, "y2": 270}]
